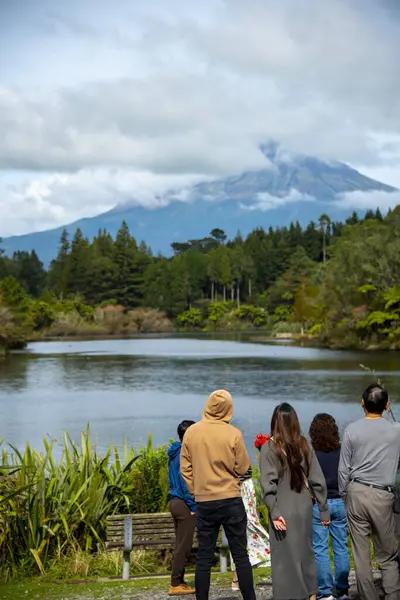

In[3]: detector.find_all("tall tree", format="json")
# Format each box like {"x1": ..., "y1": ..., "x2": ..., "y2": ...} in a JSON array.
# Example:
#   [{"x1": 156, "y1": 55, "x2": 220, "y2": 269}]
[
  {"x1": 48, "y1": 229, "x2": 71, "y2": 298},
  {"x1": 210, "y1": 228, "x2": 227, "y2": 244},
  {"x1": 319, "y1": 214, "x2": 331, "y2": 263}
]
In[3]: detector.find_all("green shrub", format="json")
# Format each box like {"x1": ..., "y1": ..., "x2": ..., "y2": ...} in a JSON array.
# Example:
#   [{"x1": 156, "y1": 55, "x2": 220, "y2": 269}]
[
  {"x1": 0, "y1": 428, "x2": 169, "y2": 578},
  {"x1": 234, "y1": 305, "x2": 267, "y2": 327},
  {"x1": 177, "y1": 308, "x2": 203, "y2": 328}
]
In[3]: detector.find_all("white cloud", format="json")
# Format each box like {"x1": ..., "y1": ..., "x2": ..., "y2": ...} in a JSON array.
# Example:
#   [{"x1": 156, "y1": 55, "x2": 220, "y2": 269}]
[
  {"x1": 0, "y1": 169, "x2": 206, "y2": 237},
  {"x1": 335, "y1": 189, "x2": 400, "y2": 212},
  {"x1": 240, "y1": 189, "x2": 315, "y2": 212},
  {"x1": 1, "y1": 0, "x2": 400, "y2": 234}
]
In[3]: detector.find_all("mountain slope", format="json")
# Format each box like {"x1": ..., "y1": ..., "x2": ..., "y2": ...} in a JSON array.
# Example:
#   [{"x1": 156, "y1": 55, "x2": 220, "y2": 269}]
[{"x1": 2, "y1": 146, "x2": 396, "y2": 264}]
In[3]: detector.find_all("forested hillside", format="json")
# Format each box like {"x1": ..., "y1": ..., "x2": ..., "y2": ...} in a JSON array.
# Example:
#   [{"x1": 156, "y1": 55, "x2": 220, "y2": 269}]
[{"x1": 1, "y1": 206, "x2": 400, "y2": 350}]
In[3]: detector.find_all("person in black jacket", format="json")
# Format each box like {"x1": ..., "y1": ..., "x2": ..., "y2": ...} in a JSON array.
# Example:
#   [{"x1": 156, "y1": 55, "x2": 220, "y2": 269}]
[{"x1": 310, "y1": 414, "x2": 350, "y2": 600}]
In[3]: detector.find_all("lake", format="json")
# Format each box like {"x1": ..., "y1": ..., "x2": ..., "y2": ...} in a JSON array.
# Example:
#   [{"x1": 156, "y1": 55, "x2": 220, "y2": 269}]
[{"x1": 1, "y1": 336, "x2": 400, "y2": 456}]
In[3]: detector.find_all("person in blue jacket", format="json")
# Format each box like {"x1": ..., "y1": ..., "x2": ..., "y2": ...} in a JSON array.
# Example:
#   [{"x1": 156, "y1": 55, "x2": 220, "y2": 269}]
[{"x1": 168, "y1": 420, "x2": 196, "y2": 596}]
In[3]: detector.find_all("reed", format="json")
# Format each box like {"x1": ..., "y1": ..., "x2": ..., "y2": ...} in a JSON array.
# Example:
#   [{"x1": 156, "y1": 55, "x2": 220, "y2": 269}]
[{"x1": 0, "y1": 428, "x2": 169, "y2": 580}]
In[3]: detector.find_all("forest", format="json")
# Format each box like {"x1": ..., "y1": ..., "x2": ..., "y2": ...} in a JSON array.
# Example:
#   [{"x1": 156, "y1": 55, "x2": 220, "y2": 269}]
[{"x1": 1, "y1": 205, "x2": 400, "y2": 350}]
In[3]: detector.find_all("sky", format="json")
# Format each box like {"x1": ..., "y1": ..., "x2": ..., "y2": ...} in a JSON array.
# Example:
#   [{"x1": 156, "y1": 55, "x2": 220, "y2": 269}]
[{"x1": 1, "y1": 0, "x2": 400, "y2": 237}]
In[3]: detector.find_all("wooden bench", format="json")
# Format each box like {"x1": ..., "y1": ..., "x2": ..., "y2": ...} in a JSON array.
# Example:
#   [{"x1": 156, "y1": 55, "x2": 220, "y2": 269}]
[{"x1": 106, "y1": 512, "x2": 229, "y2": 580}]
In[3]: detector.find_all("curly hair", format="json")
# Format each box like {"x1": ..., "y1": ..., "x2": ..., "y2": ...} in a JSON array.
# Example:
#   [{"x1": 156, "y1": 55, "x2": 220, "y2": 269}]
[{"x1": 309, "y1": 413, "x2": 340, "y2": 452}]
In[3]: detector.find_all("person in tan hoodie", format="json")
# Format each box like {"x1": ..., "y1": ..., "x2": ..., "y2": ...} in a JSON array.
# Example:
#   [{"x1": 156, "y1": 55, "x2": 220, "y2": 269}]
[{"x1": 180, "y1": 390, "x2": 256, "y2": 600}]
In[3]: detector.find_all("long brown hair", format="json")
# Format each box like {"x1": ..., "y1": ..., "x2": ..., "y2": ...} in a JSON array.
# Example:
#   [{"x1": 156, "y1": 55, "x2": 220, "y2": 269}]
[{"x1": 271, "y1": 403, "x2": 310, "y2": 493}]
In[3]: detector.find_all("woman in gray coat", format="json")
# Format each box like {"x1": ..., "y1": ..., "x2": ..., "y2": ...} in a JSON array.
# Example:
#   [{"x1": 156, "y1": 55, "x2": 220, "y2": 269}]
[{"x1": 260, "y1": 403, "x2": 330, "y2": 600}]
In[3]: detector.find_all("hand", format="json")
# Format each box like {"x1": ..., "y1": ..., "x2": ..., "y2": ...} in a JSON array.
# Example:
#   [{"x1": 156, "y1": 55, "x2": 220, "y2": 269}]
[
  {"x1": 191, "y1": 512, "x2": 195, "y2": 515},
  {"x1": 322, "y1": 520, "x2": 331, "y2": 527},
  {"x1": 273, "y1": 516, "x2": 287, "y2": 531}
]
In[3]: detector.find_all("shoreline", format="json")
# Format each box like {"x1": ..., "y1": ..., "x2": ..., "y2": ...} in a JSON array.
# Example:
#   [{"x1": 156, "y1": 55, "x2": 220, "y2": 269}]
[{"x1": 21, "y1": 330, "x2": 399, "y2": 352}]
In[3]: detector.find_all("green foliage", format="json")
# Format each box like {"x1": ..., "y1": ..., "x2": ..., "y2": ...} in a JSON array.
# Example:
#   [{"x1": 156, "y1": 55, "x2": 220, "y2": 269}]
[
  {"x1": 0, "y1": 276, "x2": 30, "y2": 312},
  {"x1": 2, "y1": 208, "x2": 400, "y2": 345},
  {"x1": 234, "y1": 305, "x2": 267, "y2": 327},
  {"x1": 356, "y1": 311, "x2": 399, "y2": 329},
  {"x1": 0, "y1": 429, "x2": 168, "y2": 577},
  {"x1": 207, "y1": 302, "x2": 233, "y2": 324},
  {"x1": 177, "y1": 308, "x2": 203, "y2": 328}
]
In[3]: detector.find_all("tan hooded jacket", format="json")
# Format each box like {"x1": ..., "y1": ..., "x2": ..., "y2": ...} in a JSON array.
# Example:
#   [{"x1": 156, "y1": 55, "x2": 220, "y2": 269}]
[{"x1": 180, "y1": 390, "x2": 251, "y2": 502}]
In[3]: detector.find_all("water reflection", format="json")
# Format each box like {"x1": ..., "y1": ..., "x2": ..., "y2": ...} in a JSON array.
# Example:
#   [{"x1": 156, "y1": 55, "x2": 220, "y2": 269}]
[{"x1": 0, "y1": 337, "x2": 399, "y2": 455}]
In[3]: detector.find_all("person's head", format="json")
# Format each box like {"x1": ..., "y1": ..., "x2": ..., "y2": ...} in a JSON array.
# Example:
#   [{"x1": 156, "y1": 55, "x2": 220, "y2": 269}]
[
  {"x1": 177, "y1": 420, "x2": 195, "y2": 442},
  {"x1": 362, "y1": 383, "x2": 389, "y2": 416},
  {"x1": 203, "y1": 389, "x2": 233, "y2": 423},
  {"x1": 309, "y1": 413, "x2": 340, "y2": 452},
  {"x1": 270, "y1": 402, "x2": 310, "y2": 493}
]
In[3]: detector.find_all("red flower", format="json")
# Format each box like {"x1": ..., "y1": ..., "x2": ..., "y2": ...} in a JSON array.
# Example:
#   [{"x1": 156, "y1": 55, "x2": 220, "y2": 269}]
[{"x1": 254, "y1": 433, "x2": 270, "y2": 450}]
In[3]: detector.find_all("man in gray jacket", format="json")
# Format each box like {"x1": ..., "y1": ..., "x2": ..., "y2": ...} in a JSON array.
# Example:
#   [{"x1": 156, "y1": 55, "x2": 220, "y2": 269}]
[{"x1": 339, "y1": 383, "x2": 400, "y2": 600}]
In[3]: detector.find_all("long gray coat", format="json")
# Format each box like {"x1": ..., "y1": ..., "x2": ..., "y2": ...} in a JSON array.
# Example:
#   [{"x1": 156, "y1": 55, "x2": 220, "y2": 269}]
[{"x1": 260, "y1": 439, "x2": 329, "y2": 600}]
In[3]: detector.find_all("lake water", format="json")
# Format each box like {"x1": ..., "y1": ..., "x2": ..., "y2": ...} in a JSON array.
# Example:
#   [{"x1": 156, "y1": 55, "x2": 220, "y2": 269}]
[{"x1": 1, "y1": 336, "x2": 400, "y2": 456}]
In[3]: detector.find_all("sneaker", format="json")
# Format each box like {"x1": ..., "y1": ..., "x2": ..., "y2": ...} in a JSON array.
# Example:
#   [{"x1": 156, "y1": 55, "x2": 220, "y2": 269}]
[{"x1": 168, "y1": 584, "x2": 196, "y2": 596}]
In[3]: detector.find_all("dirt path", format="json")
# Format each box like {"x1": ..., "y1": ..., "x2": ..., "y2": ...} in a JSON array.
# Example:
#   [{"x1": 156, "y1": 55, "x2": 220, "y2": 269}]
[
  {"x1": 61, "y1": 573, "x2": 380, "y2": 600},
  {"x1": 2, "y1": 571, "x2": 382, "y2": 600}
]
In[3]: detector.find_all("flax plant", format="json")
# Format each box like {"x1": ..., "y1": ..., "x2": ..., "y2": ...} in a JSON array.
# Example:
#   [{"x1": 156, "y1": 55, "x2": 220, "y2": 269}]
[{"x1": 0, "y1": 427, "x2": 169, "y2": 578}]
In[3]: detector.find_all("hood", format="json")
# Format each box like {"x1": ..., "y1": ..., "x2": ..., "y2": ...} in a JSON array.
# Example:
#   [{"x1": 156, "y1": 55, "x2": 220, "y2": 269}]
[
  {"x1": 202, "y1": 389, "x2": 233, "y2": 423},
  {"x1": 168, "y1": 441, "x2": 182, "y2": 459}
]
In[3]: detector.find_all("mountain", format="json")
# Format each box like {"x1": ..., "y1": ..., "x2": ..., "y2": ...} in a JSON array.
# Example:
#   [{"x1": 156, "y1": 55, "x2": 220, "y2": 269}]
[{"x1": 2, "y1": 144, "x2": 397, "y2": 265}]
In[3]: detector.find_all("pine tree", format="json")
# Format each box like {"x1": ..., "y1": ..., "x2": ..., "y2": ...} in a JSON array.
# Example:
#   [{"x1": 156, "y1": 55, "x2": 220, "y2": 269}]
[
  {"x1": 48, "y1": 229, "x2": 71, "y2": 298},
  {"x1": 112, "y1": 221, "x2": 144, "y2": 307}
]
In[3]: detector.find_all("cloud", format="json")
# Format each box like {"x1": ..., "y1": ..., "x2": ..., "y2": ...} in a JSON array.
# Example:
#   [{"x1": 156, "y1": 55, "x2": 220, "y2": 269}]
[
  {"x1": 335, "y1": 189, "x2": 400, "y2": 212},
  {"x1": 1, "y1": 0, "x2": 400, "y2": 234},
  {"x1": 240, "y1": 189, "x2": 315, "y2": 212},
  {"x1": 1, "y1": 0, "x2": 400, "y2": 174},
  {"x1": 0, "y1": 168, "x2": 206, "y2": 237}
]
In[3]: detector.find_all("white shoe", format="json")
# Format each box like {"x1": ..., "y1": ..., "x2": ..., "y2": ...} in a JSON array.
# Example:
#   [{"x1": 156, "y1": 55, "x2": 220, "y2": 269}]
[
  {"x1": 231, "y1": 580, "x2": 240, "y2": 591},
  {"x1": 338, "y1": 595, "x2": 350, "y2": 600}
]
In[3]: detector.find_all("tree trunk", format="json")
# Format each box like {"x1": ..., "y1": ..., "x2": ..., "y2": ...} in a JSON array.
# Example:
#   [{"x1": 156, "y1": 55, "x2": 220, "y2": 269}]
[
  {"x1": 237, "y1": 279, "x2": 240, "y2": 308},
  {"x1": 223, "y1": 285, "x2": 226, "y2": 302},
  {"x1": 211, "y1": 281, "x2": 214, "y2": 302},
  {"x1": 231, "y1": 282, "x2": 235, "y2": 301},
  {"x1": 322, "y1": 231, "x2": 326, "y2": 263},
  {"x1": 248, "y1": 278, "x2": 252, "y2": 298}
]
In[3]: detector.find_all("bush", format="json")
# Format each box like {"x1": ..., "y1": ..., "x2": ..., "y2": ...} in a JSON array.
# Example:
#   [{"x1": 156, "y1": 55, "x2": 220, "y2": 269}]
[
  {"x1": 177, "y1": 308, "x2": 203, "y2": 328},
  {"x1": 207, "y1": 302, "x2": 234, "y2": 325},
  {"x1": 234, "y1": 305, "x2": 267, "y2": 327},
  {"x1": 0, "y1": 428, "x2": 169, "y2": 578}
]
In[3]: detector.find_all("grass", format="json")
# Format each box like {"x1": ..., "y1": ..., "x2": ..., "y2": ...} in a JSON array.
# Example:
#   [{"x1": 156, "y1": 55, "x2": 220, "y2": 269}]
[{"x1": 0, "y1": 569, "x2": 272, "y2": 600}]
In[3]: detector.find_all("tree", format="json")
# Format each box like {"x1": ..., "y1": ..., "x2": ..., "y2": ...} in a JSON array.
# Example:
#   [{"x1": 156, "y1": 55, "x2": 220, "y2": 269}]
[
  {"x1": 210, "y1": 228, "x2": 227, "y2": 244},
  {"x1": 319, "y1": 214, "x2": 331, "y2": 263},
  {"x1": 66, "y1": 229, "x2": 91, "y2": 297},
  {"x1": 12, "y1": 250, "x2": 46, "y2": 297},
  {"x1": 48, "y1": 229, "x2": 71, "y2": 298}
]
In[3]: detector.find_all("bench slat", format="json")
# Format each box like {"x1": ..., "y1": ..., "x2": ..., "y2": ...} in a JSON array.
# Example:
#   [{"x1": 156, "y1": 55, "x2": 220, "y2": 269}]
[
  {"x1": 107, "y1": 513, "x2": 172, "y2": 521},
  {"x1": 107, "y1": 523, "x2": 175, "y2": 531}
]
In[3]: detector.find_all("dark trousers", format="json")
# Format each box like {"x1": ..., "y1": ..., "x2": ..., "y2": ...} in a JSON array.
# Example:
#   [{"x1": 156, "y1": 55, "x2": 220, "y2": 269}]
[
  {"x1": 170, "y1": 498, "x2": 196, "y2": 587},
  {"x1": 195, "y1": 497, "x2": 256, "y2": 600}
]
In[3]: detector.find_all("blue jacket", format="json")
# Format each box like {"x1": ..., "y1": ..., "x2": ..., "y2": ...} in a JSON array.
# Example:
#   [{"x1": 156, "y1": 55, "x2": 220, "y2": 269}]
[{"x1": 168, "y1": 441, "x2": 196, "y2": 512}]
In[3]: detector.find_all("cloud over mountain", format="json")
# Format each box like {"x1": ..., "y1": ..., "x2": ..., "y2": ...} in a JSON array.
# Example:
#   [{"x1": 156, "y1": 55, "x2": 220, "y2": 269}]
[{"x1": 1, "y1": 0, "x2": 400, "y2": 236}]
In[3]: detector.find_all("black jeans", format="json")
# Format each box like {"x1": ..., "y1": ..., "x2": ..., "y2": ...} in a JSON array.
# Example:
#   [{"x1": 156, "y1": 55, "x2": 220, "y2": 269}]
[{"x1": 195, "y1": 497, "x2": 256, "y2": 600}]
